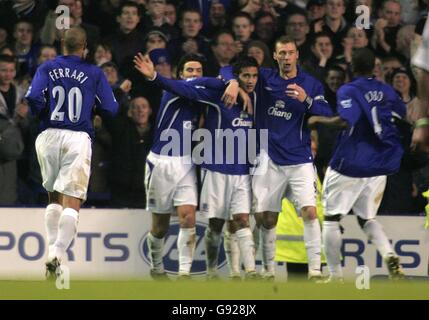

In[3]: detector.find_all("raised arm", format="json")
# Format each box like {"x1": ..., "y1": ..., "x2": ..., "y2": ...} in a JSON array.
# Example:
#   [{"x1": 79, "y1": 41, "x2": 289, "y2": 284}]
[{"x1": 134, "y1": 53, "x2": 223, "y2": 102}]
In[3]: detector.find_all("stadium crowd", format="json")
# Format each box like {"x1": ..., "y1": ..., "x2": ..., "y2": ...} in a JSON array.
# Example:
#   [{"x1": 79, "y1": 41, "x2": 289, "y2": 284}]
[{"x1": 0, "y1": 0, "x2": 428, "y2": 215}]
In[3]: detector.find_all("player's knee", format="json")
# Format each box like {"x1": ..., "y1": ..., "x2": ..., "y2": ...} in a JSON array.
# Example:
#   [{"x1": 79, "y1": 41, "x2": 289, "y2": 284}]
[
  {"x1": 209, "y1": 218, "x2": 224, "y2": 233},
  {"x1": 151, "y1": 224, "x2": 169, "y2": 238},
  {"x1": 254, "y1": 212, "x2": 263, "y2": 228},
  {"x1": 262, "y1": 212, "x2": 278, "y2": 229},
  {"x1": 179, "y1": 211, "x2": 196, "y2": 228},
  {"x1": 324, "y1": 214, "x2": 342, "y2": 222},
  {"x1": 301, "y1": 206, "x2": 317, "y2": 221},
  {"x1": 226, "y1": 220, "x2": 238, "y2": 233},
  {"x1": 233, "y1": 214, "x2": 249, "y2": 229},
  {"x1": 357, "y1": 216, "x2": 372, "y2": 229}
]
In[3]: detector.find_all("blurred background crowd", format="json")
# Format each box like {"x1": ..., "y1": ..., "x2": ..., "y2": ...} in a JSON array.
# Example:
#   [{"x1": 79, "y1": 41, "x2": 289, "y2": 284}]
[{"x1": 0, "y1": 0, "x2": 428, "y2": 215}]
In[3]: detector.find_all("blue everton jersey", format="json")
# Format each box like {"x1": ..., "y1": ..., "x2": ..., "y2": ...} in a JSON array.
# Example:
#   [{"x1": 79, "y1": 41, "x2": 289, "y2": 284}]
[
  {"x1": 153, "y1": 74, "x2": 254, "y2": 175},
  {"x1": 150, "y1": 86, "x2": 202, "y2": 157},
  {"x1": 330, "y1": 77, "x2": 406, "y2": 177},
  {"x1": 221, "y1": 66, "x2": 333, "y2": 166},
  {"x1": 26, "y1": 55, "x2": 118, "y2": 139}
]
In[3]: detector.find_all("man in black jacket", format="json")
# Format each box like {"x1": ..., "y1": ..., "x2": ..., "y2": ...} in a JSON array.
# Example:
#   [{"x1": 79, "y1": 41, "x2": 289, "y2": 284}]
[{"x1": 0, "y1": 114, "x2": 24, "y2": 205}]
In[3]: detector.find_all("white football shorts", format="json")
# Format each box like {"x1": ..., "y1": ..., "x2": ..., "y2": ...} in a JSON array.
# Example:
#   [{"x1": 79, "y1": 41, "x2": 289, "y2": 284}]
[
  {"x1": 145, "y1": 151, "x2": 198, "y2": 214},
  {"x1": 322, "y1": 167, "x2": 387, "y2": 220},
  {"x1": 251, "y1": 150, "x2": 317, "y2": 213},
  {"x1": 35, "y1": 128, "x2": 92, "y2": 200},
  {"x1": 199, "y1": 169, "x2": 252, "y2": 220}
]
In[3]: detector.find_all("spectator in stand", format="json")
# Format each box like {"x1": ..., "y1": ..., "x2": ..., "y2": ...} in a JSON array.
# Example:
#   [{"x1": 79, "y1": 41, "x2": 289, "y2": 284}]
[
  {"x1": 371, "y1": 0, "x2": 402, "y2": 57},
  {"x1": 206, "y1": 30, "x2": 236, "y2": 76},
  {"x1": 285, "y1": 11, "x2": 312, "y2": 62},
  {"x1": 204, "y1": 0, "x2": 228, "y2": 38},
  {"x1": 232, "y1": 12, "x2": 255, "y2": 54},
  {"x1": 0, "y1": 27, "x2": 9, "y2": 50},
  {"x1": 346, "y1": 26, "x2": 370, "y2": 49},
  {"x1": 391, "y1": 67, "x2": 419, "y2": 124},
  {"x1": 381, "y1": 55, "x2": 403, "y2": 82},
  {"x1": 37, "y1": 45, "x2": 57, "y2": 65},
  {"x1": 144, "y1": 27, "x2": 169, "y2": 53},
  {"x1": 254, "y1": 11, "x2": 277, "y2": 50},
  {"x1": 314, "y1": 0, "x2": 349, "y2": 57},
  {"x1": 93, "y1": 42, "x2": 113, "y2": 67},
  {"x1": 167, "y1": 9, "x2": 210, "y2": 64},
  {"x1": 164, "y1": 2, "x2": 177, "y2": 27},
  {"x1": 0, "y1": 55, "x2": 29, "y2": 133},
  {"x1": 101, "y1": 62, "x2": 132, "y2": 114},
  {"x1": 105, "y1": 1, "x2": 145, "y2": 75},
  {"x1": 0, "y1": 106, "x2": 24, "y2": 205},
  {"x1": 373, "y1": 56, "x2": 384, "y2": 81},
  {"x1": 302, "y1": 32, "x2": 335, "y2": 82},
  {"x1": 13, "y1": 20, "x2": 39, "y2": 77},
  {"x1": 307, "y1": 0, "x2": 327, "y2": 23},
  {"x1": 107, "y1": 96, "x2": 153, "y2": 209},
  {"x1": 244, "y1": 40, "x2": 276, "y2": 68}
]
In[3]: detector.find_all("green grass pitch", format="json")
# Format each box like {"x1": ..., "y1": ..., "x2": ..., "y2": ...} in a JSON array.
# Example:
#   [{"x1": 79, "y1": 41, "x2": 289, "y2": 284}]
[{"x1": 1, "y1": 278, "x2": 428, "y2": 300}]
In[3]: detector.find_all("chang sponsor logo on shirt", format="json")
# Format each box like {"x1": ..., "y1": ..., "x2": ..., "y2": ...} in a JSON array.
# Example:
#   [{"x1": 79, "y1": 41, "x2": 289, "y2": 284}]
[
  {"x1": 232, "y1": 117, "x2": 253, "y2": 127},
  {"x1": 268, "y1": 100, "x2": 292, "y2": 119}
]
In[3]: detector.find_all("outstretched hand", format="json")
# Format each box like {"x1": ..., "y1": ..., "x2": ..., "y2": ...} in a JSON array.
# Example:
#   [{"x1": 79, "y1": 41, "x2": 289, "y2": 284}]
[{"x1": 134, "y1": 53, "x2": 156, "y2": 80}]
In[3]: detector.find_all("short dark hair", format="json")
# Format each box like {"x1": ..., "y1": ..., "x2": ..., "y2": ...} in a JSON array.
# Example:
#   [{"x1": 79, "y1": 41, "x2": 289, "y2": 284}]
[
  {"x1": 255, "y1": 11, "x2": 276, "y2": 24},
  {"x1": 119, "y1": 1, "x2": 141, "y2": 16},
  {"x1": 176, "y1": 53, "x2": 206, "y2": 78},
  {"x1": 352, "y1": 48, "x2": 375, "y2": 75},
  {"x1": 233, "y1": 11, "x2": 254, "y2": 25},
  {"x1": 275, "y1": 35, "x2": 298, "y2": 50},
  {"x1": 285, "y1": 10, "x2": 309, "y2": 25},
  {"x1": 211, "y1": 29, "x2": 234, "y2": 47},
  {"x1": 180, "y1": 8, "x2": 202, "y2": 22},
  {"x1": 0, "y1": 54, "x2": 16, "y2": 65},
  {"x1": 232, "y1": 56, "x2": 259, "y2": 77},
  {"x1": 325, "y1": 65, "x2": 346, "y2": 78},
  {"x1": 312, "y1": 31, "x2": 332, "y2": 45}
]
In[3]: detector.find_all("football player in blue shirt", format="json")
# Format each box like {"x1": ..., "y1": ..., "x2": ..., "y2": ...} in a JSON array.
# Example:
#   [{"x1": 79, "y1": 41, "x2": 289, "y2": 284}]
[
  {"x1": 135, "y1": 53, "x2": 259, "y2": 279},
  {"x1": 221, "y1": 36, "x2": 333, "y2": 280},
  {"x1": 26, "y1": 27, "x2": 119, "y2": 279},
  {"x1": 308, "y1": 47, "x2": 406, "y2": 282}
]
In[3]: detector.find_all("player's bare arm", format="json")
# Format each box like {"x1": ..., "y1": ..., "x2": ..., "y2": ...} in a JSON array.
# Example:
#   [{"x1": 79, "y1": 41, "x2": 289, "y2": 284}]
[
  {"x1": 221, "y1": 79, "x2": 239, "y2": 108},
  {"x1": 307, "y1": 115, "x2": 348, "y2": 129}
]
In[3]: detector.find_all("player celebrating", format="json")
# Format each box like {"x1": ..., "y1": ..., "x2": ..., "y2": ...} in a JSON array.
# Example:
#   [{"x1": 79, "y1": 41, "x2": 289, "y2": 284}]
[
  {"x1": 221, "y1": 36, "x2": 333, "y2": 280},
  {"x1": 135, "y1": 54, "x2": 260, "y2": 280},
  {"x1": 25, "y1": 27, "x2": 119, "y2": 279},
  {"x1": 308, "y1": 48, "x2": 406, "y2": 282},
  {"x1": 135, "y1": 53, "x2": 258, "y2": 279}
]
